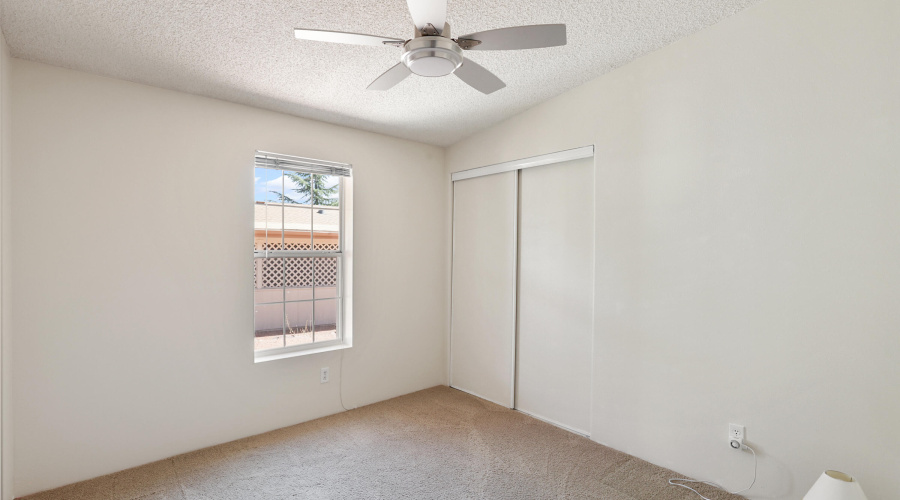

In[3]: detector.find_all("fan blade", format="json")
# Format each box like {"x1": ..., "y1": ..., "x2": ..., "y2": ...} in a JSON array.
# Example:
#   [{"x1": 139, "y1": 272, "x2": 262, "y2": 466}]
[
  {"x1": 406, "y1": 0, "x2": 447, "y2": 33},
  {"x1": 294, "y1": 29, "x2": 403, "y2": 47},
  {"x1": 458, "y1": 24, "x2": 566, "y2": 50},
  {"x1": 454, "y1": 59, "x2": 505, "y2": 94},
  {"x1": 367, "y1": 63, "x2": 412, "y2": 91}
]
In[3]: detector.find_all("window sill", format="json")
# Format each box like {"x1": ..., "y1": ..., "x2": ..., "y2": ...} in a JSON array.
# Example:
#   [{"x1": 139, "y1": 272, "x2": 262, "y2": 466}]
[{"x1": 254, "y1": 341, "x2": 351, "y2": 363}]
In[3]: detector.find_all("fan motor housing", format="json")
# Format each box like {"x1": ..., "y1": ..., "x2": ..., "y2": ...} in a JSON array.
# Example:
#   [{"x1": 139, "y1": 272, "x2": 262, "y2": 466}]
[{"x1": 401, "y1": 36, "x2": 463, "y2": 77}]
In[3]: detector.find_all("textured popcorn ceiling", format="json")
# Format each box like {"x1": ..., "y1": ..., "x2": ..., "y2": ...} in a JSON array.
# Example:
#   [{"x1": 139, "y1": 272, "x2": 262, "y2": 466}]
[{"x1": 1, "y1": 0, "x2": 761, "y2": 146}]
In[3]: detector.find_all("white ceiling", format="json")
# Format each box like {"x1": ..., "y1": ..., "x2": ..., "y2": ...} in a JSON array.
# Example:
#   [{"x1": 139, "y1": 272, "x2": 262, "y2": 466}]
[{"x1": 0, "y1": 0, "x2": 761, "y2": 146}]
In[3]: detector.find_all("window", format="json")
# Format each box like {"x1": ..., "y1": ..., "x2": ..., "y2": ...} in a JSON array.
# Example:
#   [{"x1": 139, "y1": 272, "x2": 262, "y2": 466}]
[{"x1": 253, "y1": 151, "x2": 351, "y2": 359}]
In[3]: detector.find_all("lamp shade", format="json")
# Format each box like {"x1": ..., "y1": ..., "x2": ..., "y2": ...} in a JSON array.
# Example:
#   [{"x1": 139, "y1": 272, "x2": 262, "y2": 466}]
[{"x1": 804, "y1": 471, "x2": 868, "y2": 500}]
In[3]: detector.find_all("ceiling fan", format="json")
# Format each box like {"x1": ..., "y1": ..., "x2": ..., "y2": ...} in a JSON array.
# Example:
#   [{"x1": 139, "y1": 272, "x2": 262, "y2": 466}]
[{"x1": 294, "y1": 0, "x2": 566, "y2": 94}]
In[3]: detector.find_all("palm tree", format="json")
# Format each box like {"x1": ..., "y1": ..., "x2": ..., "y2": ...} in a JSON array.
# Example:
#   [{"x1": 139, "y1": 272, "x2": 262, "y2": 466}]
[{"x1": 271, "y1": 172, "x2": 338, "y2": 206}]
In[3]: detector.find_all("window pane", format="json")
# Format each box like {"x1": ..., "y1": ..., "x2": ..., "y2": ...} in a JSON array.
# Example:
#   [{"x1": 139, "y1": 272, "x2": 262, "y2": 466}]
[
  {"x1": 281, "y1": 172, "x2": 312, "y2": 249},
  {"x1": 254, "y1": 302, "x2": 284, "y2": 351},
  {"x1": 255, "y1": 168, "x2": 286, "y2": 251},
  {"x1": 283, "y1": 257, "x2": 313, "y2": 302},
  {"x1": 312, "y1": 175, "x2": 339, "y2": 250},
  {"x1": 254, "y1": 167, "x2": 282, "y2": 205},
  {"x1": 314, "y1": 258, "x2": 339, "y2": 298},
  {"x1": 285, "y1": 301, "x2": 314, "y2": 347},
  {"x1": 259, "y1": 257, "x2": 284, "y2": 290},
  {"x1": 312, "y1": 207, "x2": 340, "y2": 250},
  {"x1": 313, "y1": 175, "x2": 339, "y2": 208},
  {"x1": 314, "y1": 299, "x2": 338, "y2": 342},
  {"x1": 256, "y1": 203, "x2": 285, "y2": 251},
  {"x1": 282, "y1": 171, "x2": 311, "y2": 204},
  {"x1": 254, "y1": 258, "x2": 283, "y2": 302}
]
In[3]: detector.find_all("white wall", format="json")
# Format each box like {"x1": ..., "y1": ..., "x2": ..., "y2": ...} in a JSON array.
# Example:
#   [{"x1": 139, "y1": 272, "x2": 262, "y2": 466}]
[
  {"x1": 10, "y1": 59, "x2": 448, "y2": 497},
  {"x1": 446, "y1": 0, "x2": 900, "y2": 498},
  {"x1": 0, "y1": 26, "x2": 12, "y2": 500}
]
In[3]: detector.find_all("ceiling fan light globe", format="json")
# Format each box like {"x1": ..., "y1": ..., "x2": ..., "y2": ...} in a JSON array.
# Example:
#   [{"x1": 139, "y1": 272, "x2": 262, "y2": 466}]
[
  {"x1": 408, "y1": 56, "x2": 459, "y2": 77},
  {"x1": 401, "y1": 36, "x2": 464, "y2": 77}
]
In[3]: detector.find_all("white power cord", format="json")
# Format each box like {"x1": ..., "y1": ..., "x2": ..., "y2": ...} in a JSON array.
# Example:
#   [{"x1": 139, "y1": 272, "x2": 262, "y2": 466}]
[
  {"x1": 668, "y1": 444, "x2": 757, "y2": 500},
  {"x1": 338, "y1": 348, "x2": 351, "y2": 411}
]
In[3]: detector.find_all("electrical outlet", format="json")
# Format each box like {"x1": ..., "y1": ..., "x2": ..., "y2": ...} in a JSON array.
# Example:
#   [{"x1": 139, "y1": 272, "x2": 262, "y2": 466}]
[
  {"x1": 729, "y1": 423, "x2": 745, "y2": 448},
  {"x1": 320, "y1": 367, "x2": 330, "y2": 384}
]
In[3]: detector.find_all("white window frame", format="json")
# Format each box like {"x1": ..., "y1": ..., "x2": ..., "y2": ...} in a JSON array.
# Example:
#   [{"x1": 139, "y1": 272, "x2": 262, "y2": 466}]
[{"x1": 253, "y1": 151, "x2": 353, "y2": 362}]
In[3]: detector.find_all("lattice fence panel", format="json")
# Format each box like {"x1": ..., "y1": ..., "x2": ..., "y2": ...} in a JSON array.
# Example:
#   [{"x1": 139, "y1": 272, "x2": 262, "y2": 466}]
[{"x1": 254, "y1": 243, "x2": 339, "y2": 288}]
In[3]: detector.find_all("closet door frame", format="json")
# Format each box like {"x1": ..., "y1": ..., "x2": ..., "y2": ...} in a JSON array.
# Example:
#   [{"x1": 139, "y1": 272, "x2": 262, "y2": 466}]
[
  {"x1": 449, "y1": 145, "x2": 595, "y2": 412},
  {"x1": 450, "y1": 146, "x2": 594, "y2": 182}
]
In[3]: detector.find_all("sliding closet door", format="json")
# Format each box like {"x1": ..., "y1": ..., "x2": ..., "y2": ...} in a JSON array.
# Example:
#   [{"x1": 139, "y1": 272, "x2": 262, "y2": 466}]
[
  {"x1": 451, "y1": 171, "x2": 517, "y2": 407},
  {"x1": 516, "y1": 157, "x2": 593, "y2": 434}
]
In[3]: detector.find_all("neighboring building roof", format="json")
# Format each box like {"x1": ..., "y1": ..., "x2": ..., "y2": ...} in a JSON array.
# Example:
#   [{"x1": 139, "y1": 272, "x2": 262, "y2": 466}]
[{"x1": 254, "y1": 202, "x2": 339, "y2": 233}]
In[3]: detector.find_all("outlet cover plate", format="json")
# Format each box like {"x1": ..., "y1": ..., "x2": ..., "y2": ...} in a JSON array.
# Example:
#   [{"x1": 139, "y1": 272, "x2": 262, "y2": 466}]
[{"x1": 729, "y1": 423, "x2": 745, "y2": 442}]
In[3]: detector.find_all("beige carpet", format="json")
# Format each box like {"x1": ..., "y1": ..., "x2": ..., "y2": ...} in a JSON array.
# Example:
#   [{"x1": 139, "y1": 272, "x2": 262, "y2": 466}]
[{"x1": 21, "y1": 386, "x2": 744, "y2": 500}]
